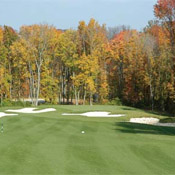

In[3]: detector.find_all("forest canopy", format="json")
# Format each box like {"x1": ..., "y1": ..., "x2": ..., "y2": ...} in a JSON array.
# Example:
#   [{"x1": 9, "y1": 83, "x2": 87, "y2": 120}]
[{"x1": 0, "y1": 0, "x2": 175, "y2": 114}]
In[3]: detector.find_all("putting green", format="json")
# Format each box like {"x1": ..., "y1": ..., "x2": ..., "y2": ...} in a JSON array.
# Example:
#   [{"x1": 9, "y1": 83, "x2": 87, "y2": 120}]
[{"x1": 0, "y1": 105, "x2": 175, "y2": 175}]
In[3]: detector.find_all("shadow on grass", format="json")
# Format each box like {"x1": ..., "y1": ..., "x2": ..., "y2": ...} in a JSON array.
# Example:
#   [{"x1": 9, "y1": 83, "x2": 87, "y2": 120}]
[
  {"x1": 121, "y1": 107, "x2": 136, "y2": 111},
  {"x1": 121, "y1": 106, "x2": 174, "y2": 117},
  {"x1": 115, "y1": 122, "x2": 175, "y2": 136},
  {"x1": 143, "y1": 109, "x2": 174, "y2": 117}
]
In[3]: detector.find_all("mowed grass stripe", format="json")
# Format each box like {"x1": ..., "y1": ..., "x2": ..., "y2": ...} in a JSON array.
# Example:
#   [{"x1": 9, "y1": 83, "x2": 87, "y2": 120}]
[
  {"x1": 0, "y1": 116, "x2": 74, "y2": 174},
  {"x1": 115, "y1": 122, "x2": 175, "y2": 174},
  {"x1": 64, "y1": 121, "x2": 110, "y2": 175},
  {"x1": 0, "y1": 105, "x2": 175, "y2": 175},
  {"x1": 91, "y1": 122, "x2": 153, "y2": 174}
]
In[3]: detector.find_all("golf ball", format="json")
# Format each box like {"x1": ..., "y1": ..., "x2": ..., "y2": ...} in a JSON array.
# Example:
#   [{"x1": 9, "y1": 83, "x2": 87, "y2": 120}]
[{"x1": 81, "y1": 131, "x2": 85, "y2": 134}]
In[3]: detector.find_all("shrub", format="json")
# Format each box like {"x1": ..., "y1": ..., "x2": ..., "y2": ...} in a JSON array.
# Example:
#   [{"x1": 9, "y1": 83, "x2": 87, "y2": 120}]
[
  {"x1": 107, "y1": 98, "x2": 122, "y2": 105},
  {"x1": 0, "y1": 99, "x2": 31, "y2": 107}
]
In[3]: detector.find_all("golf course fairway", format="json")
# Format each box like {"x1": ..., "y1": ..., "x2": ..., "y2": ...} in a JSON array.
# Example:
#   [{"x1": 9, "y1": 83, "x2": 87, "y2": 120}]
[{"x1": 0, "y1": 105, "x2": 175, "y2": 175}]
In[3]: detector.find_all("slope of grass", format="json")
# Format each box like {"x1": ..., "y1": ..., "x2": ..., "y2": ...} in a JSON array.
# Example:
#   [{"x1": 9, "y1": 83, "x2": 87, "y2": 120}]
[{"x1": 0, "y1": 105, "x2": 175, "y2": 175}]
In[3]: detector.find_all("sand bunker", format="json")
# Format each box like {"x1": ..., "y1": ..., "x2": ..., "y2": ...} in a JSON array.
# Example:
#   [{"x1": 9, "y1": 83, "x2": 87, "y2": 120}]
[
  {"x1": 130, "y1": 117, "x2": 175, "y2": 127},
  {"x1": 62, "y1": 112, "x2": 125, "y2": 117},
  {"x1": 0, "y1": 112, "x2": 18, "y2": 118},
  {"x1": 6, "y1": 108, "x2": 56, "y2": 114},
  {"x1": 130, "y1": 117, "x2": 160, "y2": 124}
]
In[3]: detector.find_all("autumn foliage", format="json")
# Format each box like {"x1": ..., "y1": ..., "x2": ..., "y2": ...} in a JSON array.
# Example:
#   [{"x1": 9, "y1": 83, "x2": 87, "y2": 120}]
[{"x1": 0, "y1": 0, "x2": 175, "y2": 114}]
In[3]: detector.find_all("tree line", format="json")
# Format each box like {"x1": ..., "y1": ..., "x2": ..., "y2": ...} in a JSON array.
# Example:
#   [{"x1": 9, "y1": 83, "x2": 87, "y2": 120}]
[{"x1": 0, "y1": 0, "x2": 175, "y2": 113}]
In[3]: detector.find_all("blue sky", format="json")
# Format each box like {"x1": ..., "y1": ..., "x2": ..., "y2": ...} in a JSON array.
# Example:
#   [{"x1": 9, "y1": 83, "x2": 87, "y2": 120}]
[{"x1": 0, "y1": 0, "x2": 157, "y2": 31}]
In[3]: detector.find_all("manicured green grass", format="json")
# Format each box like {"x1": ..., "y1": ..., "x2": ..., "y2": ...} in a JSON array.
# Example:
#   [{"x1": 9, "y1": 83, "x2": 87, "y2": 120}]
[{"x1": 0, "y1": 105, "x2": 175, "y2": 175}]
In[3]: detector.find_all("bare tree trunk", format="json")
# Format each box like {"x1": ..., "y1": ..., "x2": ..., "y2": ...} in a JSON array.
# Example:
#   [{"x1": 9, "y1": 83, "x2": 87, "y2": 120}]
[
  {"x1": 78, "y1": 91, "x2": 80, "y2": 105},
  {"x1": 9, "y1": 61, "x2": 12, "y2": 100},
  {"x1": 29, "y1": 78, "x2": 33, "y2": 105},
  {"x1": 90, "y1": 93, "x2": 93, "y2": 106},
  {"x1": 58, "y1": 72, "x2": 62, "y2": 104},
  {"x1": 75, "y1": 89, "x2": 79, "y2": 105},
  {"x1": 66, "y1": 68, "x2": 71, "y2": 104},
  {"x1": 149, "y1": 77, "x2": 154, "y2": 111},
  {"x1": 62, "y1": 73, "x2": 65, "y2": 104},
  {"x1": 28, "y1": 63, "x2": 35, "y2": 105},
  {"x1": 9, "y1": 84, "x2": 12, "y2": 100},
  {"x1": 35, "y1": 66, "x2": 41, "y2": 106},
  {"x1": 59, "y1": 93, "x2": 61, "y2": 104},
  {"x1": 71, "y1": 91, "x2": 73, "y2": 104},
  {"x1": 83, "y1": 88, "x2": 86, "y2": 105}
]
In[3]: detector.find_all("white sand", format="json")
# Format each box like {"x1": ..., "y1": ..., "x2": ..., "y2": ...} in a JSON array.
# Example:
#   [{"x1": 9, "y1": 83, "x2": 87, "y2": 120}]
[
  {"x1": 130, "y1": 117, "x2": 175, "y2": 127},
  {"x1": 130, "y1": 117, "x2": 159, "y2": 124},
  {"x1": 0, "y1": 112, "x2": 18, "y2": 118},
  {"x1": 62, "y1": 112, "x2": 125, "y2": 117},
  {"x1": 6, "y1": 108, "x2": 56, "y2": 114}
]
